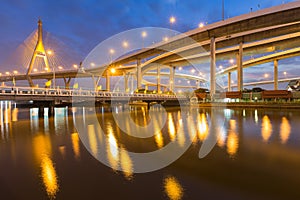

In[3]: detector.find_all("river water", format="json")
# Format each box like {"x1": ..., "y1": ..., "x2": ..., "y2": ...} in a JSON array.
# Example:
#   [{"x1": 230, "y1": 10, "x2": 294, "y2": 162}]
[{"x1": 0, "y1": 101, "x2": 300, "y2": 199}]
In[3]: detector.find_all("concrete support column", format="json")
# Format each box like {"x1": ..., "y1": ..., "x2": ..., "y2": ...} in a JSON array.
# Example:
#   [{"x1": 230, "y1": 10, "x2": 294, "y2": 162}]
[
  {"x1": 131, "y1": 73, "x2": 134, "y2": 92},
  {"x1": 124, "y1": 72, "x2": 129, "y2": 92},
  {"x1": 210, "y1": 37, "x2": 216, "y2": 98},
  {"x1": 169, "y1": 66, "x2": 175, "y2": 92},
  {"x1": 228, "y1": 72, "x2": 232, "y2": 91},
  {"x1": 136, "y1": 59, "x2": 142, "y2": 89},
  {"x1": 157, "y1": 66, "x2": 161, "y2": 93},
  {"x1": 106, "y1": 71, "x2": 110, "y2": 92},
  {"x1": 237, "y1": 42, "x2": 243, "y2": 91},
  {"x1": 274, "y1": 60, "x2": 278, "y2": 90}
]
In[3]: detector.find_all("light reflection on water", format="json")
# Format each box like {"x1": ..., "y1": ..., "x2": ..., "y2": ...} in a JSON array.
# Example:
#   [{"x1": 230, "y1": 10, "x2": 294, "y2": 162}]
[
  {"x1": 163, "y1": 175, "x2": 184, "y2": 200},
  {"x1": 262, "y1": 115, "x2": 272, "y2": 142},
  {"x1": 1, "y1": 103, "x2": 300, "y2": 199}
]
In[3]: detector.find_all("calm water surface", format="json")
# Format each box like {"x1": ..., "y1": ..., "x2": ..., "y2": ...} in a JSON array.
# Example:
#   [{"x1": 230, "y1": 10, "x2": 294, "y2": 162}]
[{"x1": 1, "y1": 101, "x2": 300, "y2": 199}]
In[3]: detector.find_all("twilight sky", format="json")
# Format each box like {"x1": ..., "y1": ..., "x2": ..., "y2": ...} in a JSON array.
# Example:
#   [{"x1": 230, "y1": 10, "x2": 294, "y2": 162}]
[
  {"x1": 0, "y1": 0, "x2": 296, "y2": 63},
  {"x1": 0, "y1": 0, "x2": 299, "y2": 89}
]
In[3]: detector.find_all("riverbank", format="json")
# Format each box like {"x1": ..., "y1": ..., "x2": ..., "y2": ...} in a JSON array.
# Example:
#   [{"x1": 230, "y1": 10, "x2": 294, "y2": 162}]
[{"x1": 194, "y1": 102, "x2": 300, "y2": 109}]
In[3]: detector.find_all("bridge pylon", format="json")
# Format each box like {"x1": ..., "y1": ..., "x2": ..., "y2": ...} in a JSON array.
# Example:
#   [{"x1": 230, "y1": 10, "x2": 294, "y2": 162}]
[{"x1": 26, "y1": 19, "x2": 51, "y2": 87}]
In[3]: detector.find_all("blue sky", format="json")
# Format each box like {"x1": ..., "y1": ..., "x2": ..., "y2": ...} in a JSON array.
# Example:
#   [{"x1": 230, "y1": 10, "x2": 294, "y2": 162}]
[
  {"x1": 0, "y1": 0, "x2": 299, "y2": 90},
  {"x1": 0, "y1": 0, "x2": 295, "y2": 63}
]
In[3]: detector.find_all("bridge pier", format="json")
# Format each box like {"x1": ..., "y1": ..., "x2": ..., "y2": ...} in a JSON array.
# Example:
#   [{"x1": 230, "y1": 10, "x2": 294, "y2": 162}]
[
  {"x1": 237, "y1": 42, "x2": 243, "y2": 91},
  {"x1": 157, "y1": 66, "x2": 161, "y2": 93},
  {"x1": 38, "y1": 106, "x2": 44, "y2": 118},
  {"x1": 210, "y1": 37, "x2": 216, "y2": 99},
  {"x1": 48, "y1": 102, "x2": 55, "y2": 117},
  {"x1": 124, "y1": 72, "x2": 129, "y2": 92},
  {"x1": 137, "y1": 58, "x2": 142, "y2": 89},
  {"x1": 228, "y1": 72, "x2": 232, "y2": 91},
  {"x1": 106, "y1": 71, "x2": 110, "y2": 92},
  {"x1": 169, "y1": 66, "x2": 175, "y2": 92},
  {"x1": 274, "y1": 60, "x2": 278, "y2": 90}
]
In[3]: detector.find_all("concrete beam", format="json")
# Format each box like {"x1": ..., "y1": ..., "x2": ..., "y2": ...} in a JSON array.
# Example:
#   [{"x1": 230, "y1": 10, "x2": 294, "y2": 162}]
[
  {"x1": 274, "y1": 59, "x2": 278, "y2": 90},
  {"x1": 210, "y1": 37, "x2": 216, "y2": 98},
  {"x1": 237, "y1": 42, "x2": 243, "y2": 91}
]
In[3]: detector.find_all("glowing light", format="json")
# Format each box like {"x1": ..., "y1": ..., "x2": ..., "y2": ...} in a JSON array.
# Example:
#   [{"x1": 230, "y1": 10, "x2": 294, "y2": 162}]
[
  {"x1": 13, "y1": 70, "x2": 18, "y2": 74},
  {"x1": 41, "y1": 155, "x2": 59, "y2": 198},
  {"x1": 229, "y1": 58, "x2": 234, "y2": 64},
  {"x1": 280, "y1": 117, "x2": 291, "y2": 144},
  {"x1": 168, "y1": 113, "x2": 176, "y2": 141},
  {"x1": 141, "y1": 31, "x2": 147, "y2": 38},
  {"x1": 164, "y1": 176, "x2": 184, "y2": 200},
  {"x1": 71, "y1": 133, "x2": 80, "y2": 160},
  {"x1": 178, "y1": 66, "x2": 183, "y2": 70},
  {"x1": 197, "y1": 113, "x2": 209, "y2": 141},
  {"x1": 187, "y1": 80, "x2": 190, "y2": 84},
  {"x1": 262, "y1": 115, "x2": 272, "y2": 142},
  {"x1": 120, "y1": 147, "x2": 133, "y2": 180},
  {"x1": 109, "y1": 49, "x2": 115, "y2": 54},
  {"x1": 283, "y1": 71, "x2": 287, "y2": 75},
  {"x1": 73, "y1": 64, "x2": 78, "y2": 69},
  {"x1": 5, "y1": 71, "x2": 9, "y2": 75},
  {"x1": 264, "y1": 73, "x2": 269, "y2": 78},
  {"x1": 87, "y1": 124, "x2": 98, "y2": 156},
  {"x1": 0, "y1": 73, "x2": 2, "y2": 76},
  {"x1": 178, "y1": 80, "x2": 181, "y2": 83},
  {"x1": 169, "y1": 16, "x2": 176, "y2": 24},
  {"x1": 33, "y1": 68, "x2": 38, "y2": 72},
  {"x1": 198, "y1": 22, "x2": 204, "y2": 28},
  {"x1": 110, "y1": 68, "x2": 116, "y2": 73},
  {"x1": 163, "y1": 36, "x2": 169, "y2": 42},
  {"x1": 227, "y1": 131, "x2": 239, "y2": 157},
  {"x1": 191, "y1": 69, "x2": 196, "y2": 73},
  {"x1": 90, "y1": 62, "x2": 95, "y2": 67},
  {"x1": 107, "y1": 127, "x2": 119, "y2": 170},
  {"x1": 58, "y1": 66, "x2": 63, "y2": 70},
  {"x1": 47, "y1": 50, "x2": 53, "y2": 55},
  {"x1": 122, "y1": 41, "x2": 129, "y2": 48},
  {"x1": 219, "y1": 65, "x2": 223, "y2": 69}
]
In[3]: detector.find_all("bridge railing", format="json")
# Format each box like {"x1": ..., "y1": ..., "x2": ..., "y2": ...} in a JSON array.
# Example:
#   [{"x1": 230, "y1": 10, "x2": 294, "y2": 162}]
[{"x1": 0, "y1": 86, "x2": 185, "y2": 100}]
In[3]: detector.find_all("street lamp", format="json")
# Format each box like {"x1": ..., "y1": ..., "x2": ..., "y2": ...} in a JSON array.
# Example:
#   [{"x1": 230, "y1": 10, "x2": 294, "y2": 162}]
[
  {"x1": 141, "y1": 31, "x2": 147, "y2": 48},
  {"x1": 109, "y1": 49, "x2": 115, "y2": 63},
  {"x1": 122, "y1": 41, "x2": 129, "y2": 48}
]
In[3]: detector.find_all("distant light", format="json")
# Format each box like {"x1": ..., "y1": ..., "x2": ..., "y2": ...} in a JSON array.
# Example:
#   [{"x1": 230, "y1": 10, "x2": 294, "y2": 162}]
[
  {"x1": 229, "y1": 59, "x2": 234, "y2": 64},
  {"x1": 122, "y1": 41, "x2": 129, "y2": 48},
  {"x1": 5, "y1": 72, "x2": 10, "y2": 75},
  {"x1": 110, "y1": 68, "x2": 116, "y2": 73},
  {"x1": 47, "y1": 50, "x2": 53, "y2": 55},
  {"x1": 178, "y1": 66, "x2": 183, "y2": 70},
  {"x1": 219, "y1": 65, "x2": 223, "y2": 69},
  {"x1": 283, "y1": 71, "x2": 287, "y2": 75},
  {"x1": 58, "y1": 66, "x2": 63, "y2": 70},
  {"x1": 187, "y1": 80, "x2": 190, "y2": 84},
  {"x1": 264, "y1": 73, "x2": 269, "y2": 78},
  {"x1": 231, "y1": 80, "x2": 234, "y2": 84},
  {"x1": 198, "y1": 22, "x2": 204, "y2": 28},
  {"x1": 73, "y1": 64, "x2": 78, "y2": 69},
  {"x1": 33, "y1": 68, "x2": 38, "y2": 72},
  {"x1": 141, "y1": 31, "x2": 147, "y2": 38},
  {"x1": 44, "y1": 68, "x2": 49, "y2": 71},
  {"x1": 90, "y1": 62, "x2": 95, "y2": 67},
  {"x1": 109, "y1": 49, "x2": 115, "y2": 54},
  {"x1": 13, "y1": 70, "x2": 18, "y2": 74},
  {"x1": 169, "y1": 16, "x2": 176, "y2": 24},
  {"x1": 198, "y1": 72, "x2": 203, "y2": 76},
  {"x1": 191, "y1": 69, "x2": 195, "y2": 73},
  {"x1": 163, "y1": 36, "x2": 169, "y2": 42},
  {"x1": 0, "y1": 73, "x2": 2, "y2": 76}
]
